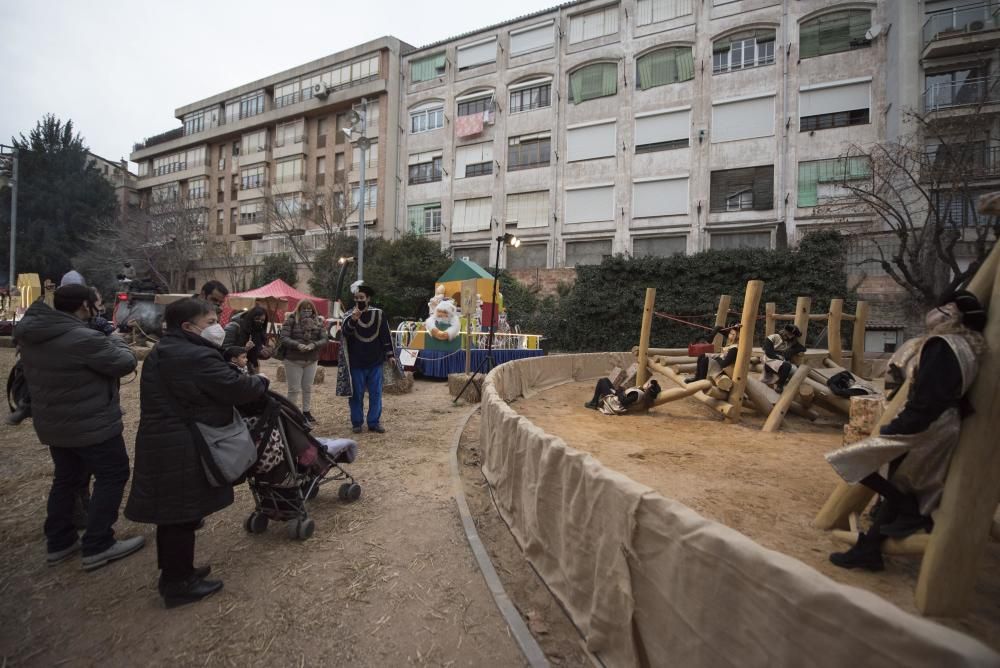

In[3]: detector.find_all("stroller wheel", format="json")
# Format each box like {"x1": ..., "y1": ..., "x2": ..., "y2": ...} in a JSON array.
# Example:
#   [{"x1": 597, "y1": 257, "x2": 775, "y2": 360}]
[
  {"x1": 244, "y1": 512, "x2": 269, "y2": 534},
  {"x1": 288, "y1": 518, "x2": 315, "y2": 541},
  {"x1": 338, "y1": 482, "x2": 362, "y2": 502}
]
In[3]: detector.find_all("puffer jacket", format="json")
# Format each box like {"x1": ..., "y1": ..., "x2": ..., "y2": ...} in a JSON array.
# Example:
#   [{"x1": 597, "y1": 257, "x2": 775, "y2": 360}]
[
  {"x1": 14, "y1": 300, "x2": 137, "y2": 448},
  {"x1": 124, "y1": 330, "x2": 267, "y2": 524},
  {"x1": 279, "y1": 313, "x2": 328, "y2": 362}
]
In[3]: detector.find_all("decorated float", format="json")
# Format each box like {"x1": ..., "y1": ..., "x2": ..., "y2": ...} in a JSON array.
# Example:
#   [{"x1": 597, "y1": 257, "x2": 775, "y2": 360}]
[{"x1": 393, "y1": 258, "x2": 544, "y2": 378}]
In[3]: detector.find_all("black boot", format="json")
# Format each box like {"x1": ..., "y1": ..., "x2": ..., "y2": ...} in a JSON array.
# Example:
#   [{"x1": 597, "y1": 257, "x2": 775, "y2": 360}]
[
  {"x1": 584, "y1": 400, "x2": 598, "y2": 410},
  {"x1": 879, "y1": 494, "x2": 932, "y2": 538},
  {"x1": 157, "y1": 566, "x2": 212, "y2": 594},
  {"x1": 830, "y1": 532, "x2": 885, "y2": 572},
  {"x1": 161, "y1": 576, "x2": 223, "y2": 609}
]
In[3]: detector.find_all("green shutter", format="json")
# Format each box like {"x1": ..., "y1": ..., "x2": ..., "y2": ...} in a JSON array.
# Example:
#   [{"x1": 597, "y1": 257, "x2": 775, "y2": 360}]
[
  {"x1": 801, "y1": 10, "x2": 870, "y2": 59},
  {"x1": 411, "y1": 53, "x2": 445, "y2": 83},
  {"x1": 676, "y1": 48, "x2": 695, "y2": 81},
  {"x1": 601, "y1": 62, "x2": 618, "y2": 97},
  {"x1": 798, "y1": 162, "x2": 819, "y2": 207},
  {"x1": 407, "y1": 204, "x2": 425, "y2": 233},
  {"x1": 638, "y1": 48, "x2": 695, "y2": 90},
  {"x1": 800, "y1": 18, "x2": 820, "y2": 58},
  {"x1": 571, "y1": 63, "x2": 617, "y2": 103}
]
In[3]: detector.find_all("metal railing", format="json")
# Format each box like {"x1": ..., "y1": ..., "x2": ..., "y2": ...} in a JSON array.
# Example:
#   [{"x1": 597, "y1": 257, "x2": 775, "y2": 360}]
[
  {"x1": 923, "y1": 2, "x2": 1000, "y2": 48},
  {"x1": 274, "y1": 134, "x2": 307, "y2": 148},
  {"x1": 924, "y1": 75, "x2": 1000, "y2": 111},
  {"x1": 133, "y1": 127, "x2": 185, "y2": 153},
  {"x1": 927, "y1": 145, "x2": 1000, "y2": 179}
]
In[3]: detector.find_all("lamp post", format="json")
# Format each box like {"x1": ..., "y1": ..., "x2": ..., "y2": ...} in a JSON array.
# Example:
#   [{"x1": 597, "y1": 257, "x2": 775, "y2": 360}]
[
  {"x1": 341, "y1": 99, "x2": 369, "y2": 282},
  {"x1": 0, "y1": 145, "x2": 17, "y2": 289}
]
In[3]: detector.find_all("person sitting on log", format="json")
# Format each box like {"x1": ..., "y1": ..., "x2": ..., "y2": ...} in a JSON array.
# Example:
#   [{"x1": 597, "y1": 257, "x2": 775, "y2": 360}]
[
  {"x1": 686, "y1": 324, "x2": 741, "y2": 385},
  {"x1": 762, "y1": 324, "x2": 806, "y2": 393},
  {"x1": 585, "y1": 377, "x2": 661, "y2": 414},
  {"x1": 824, "y1": 290, "x2": 987, "y2": 572}
]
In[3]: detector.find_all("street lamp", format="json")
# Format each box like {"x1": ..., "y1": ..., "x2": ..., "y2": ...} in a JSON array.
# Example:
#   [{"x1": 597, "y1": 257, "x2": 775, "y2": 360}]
[
  {"x1": 0, "y1": 144, "x2": 18, "y2": 289},
  {"x1": 334, "y1": 255, "x2": 356, "y2": 318},
  {"x1": 341, "y1": 99, "x2": 370, "y2": 282}
]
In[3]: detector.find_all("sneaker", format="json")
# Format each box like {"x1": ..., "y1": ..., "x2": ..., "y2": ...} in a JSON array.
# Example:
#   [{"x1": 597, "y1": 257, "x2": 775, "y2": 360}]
[
  {"x1": 303, "y1": 411, "x2": 317, "y2": 424},
  {"x1": 161, "y1": 576, "x2": 223, "y2": 609},
  {"x1": 81, "y1": 536, "x2": 145, "y2": 572},
  {"x1": 352, "y1": 425, "x2": 363, "y2": 434},
  {"x1": 369, "y1": 424, "x2": 386, "y2": 434},
  {"x1": 47, "y1": 541, "x2": 80, "y2": 567}
]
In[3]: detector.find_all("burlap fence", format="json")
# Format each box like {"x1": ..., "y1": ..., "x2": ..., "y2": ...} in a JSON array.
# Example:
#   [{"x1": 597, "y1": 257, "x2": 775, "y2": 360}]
[{"x1": 479, "y1": 352, "x2": 997, "y2": 667}]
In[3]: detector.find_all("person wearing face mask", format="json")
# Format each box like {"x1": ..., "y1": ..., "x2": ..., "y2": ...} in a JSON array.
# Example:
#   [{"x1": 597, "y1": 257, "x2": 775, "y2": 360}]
[
  {"x1": 337, "y1": 284, "x2": 394, "y2": 434},
  {"x1": 125, "y1": 298, "x2": 267, "y2": 608},
  {"x1": 223, "y1": 305, "x2": 269, "y2": 374},
  {"x1": 14, "y1": 284, "x2": 143, "y2": 571},
  {"x1": 278, "y1": 299, "x2": 328, "y2": 424},
  {"x1": 824, "y1": 290, "x2": 987, "y2": 572}
]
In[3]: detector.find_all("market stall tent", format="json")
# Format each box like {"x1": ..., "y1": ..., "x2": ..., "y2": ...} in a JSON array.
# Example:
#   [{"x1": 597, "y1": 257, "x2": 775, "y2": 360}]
[{"x1": 227, "y1": 279, "x2": 329, "y2": 322}]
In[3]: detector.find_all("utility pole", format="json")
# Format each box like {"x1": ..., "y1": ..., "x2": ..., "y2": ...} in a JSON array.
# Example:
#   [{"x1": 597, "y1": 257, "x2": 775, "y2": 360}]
[
  {"x1": 357, "y1": 97, "x2": 368, "y2": 282},
  {"x1": 1, "y1": 145, "x2": 17, "y2": 288}
]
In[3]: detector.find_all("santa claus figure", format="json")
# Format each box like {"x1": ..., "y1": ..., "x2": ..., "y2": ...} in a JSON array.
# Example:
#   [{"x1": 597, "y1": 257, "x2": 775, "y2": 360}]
[
  {"x1": 427, "y1": 284, "x2": 446, "y2": 315},
  {"x1": 426, "y1": 299, "x2": 460, "y2": 341}
]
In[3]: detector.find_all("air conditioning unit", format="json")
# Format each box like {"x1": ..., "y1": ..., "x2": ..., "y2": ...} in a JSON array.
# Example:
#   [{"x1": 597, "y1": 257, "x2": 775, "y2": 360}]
[
  {"x1": 969, "y1": 19, "x2": 986, "y2": 32},
  {"x1": 314, "y1": 83, "x2": 329, "y2": 99}
]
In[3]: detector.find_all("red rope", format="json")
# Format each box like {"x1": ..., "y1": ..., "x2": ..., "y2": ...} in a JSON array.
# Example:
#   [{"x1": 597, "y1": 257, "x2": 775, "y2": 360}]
[{"x1": 653, "y1": 311, "x2": 716, "y2": 331}]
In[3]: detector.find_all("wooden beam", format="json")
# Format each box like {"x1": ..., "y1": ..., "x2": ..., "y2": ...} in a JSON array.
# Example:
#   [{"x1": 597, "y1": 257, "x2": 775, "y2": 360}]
[
  {"x1": 652, "y1": 378, "x2": 713, "y2": 406},
  {"x1": 659, "y1": 355, "x2": 698, "y2": 366},
  {"x1": 763, "y1": 364, "x2": 812, "y2": 432},
  {"x1": 828, "y1": 298, "x2": 844, "y2": 366},
  {"x1": 745, "y1": 377, "x2": 779, "y2": 415},
  {"x1": 633, "y1": 346, "x2": 689, "y2": 357},
  {"x1": 916, "y1": 246, "x2": 1000, "y2": 616},
  {"x1": 765, "y1": 302, "x2": 776, "y2": 336},
  {"x1": 804, "y1": 376, "x2": 852, "y2": 415},
  {"x1": 794, "y1": 296, "x2": 812, "y2": 346},
  {"x1": 851, "y1": 300, "x2": 869, "y2": 378},
  {"x1": 728, "y1": 280, "x2": 765, "y2": 423},
  {"x1": 712, "y1": 294, "x2": 732, "y2": 352},
  {"x1": 650, "y1": 360, "x2": 736, "y2": 418},
  {"x1": 636, "y1": 288, "x2": 656, "y2": 386}
]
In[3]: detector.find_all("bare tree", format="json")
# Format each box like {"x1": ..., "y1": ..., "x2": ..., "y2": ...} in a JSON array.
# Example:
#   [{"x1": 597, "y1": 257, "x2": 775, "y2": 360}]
[{"x1": 208, "y1": 239, "x2": 256, "y2": 293}]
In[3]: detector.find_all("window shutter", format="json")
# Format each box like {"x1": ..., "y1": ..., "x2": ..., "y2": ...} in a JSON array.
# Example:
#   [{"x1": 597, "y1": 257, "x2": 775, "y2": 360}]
[
  {"x1": 635, "y1": 109, "x2": 689, "y2": 146},
  {"x1": 799, "y1": 81, "x2": 870, "y2": 117},
  {"x1": 797, "y1": 162, "x2": 819, "y2": 207},
  {"x1": 506, "y1": 191, "x2": 550, "y2": 228},
  {"x1": 633, "y1": 235, "x2": 687, "y2": 257},
  {"x1": 633, "y1": 178, "x2": 689, "y2": 217},
  {"x1": 567, "y1": 122, "x2": 617, "y2": 161},
  {"x1": 510, "y1": 22, "x2": 555, "y2": 55},
  {"x1": 457, "y1": 38, "x2": 497, "y2": 69},
  {"x1": 565, "y1": 239, "x2": 613, "y2": 266},
  {"x1": 710, "y1": 231, "x2": 771, "y2": 250},
  {"x1": 453, "y1": 197, "x2": 492, "y2": 232},
  {"x1": 566, "y1": 186, "x2": 615, "y2": 223},
  {"x1": 455, "y1": 143, "x2": 492, "y2": 177},
  {"x1": 752, "y1": 165, "x2": 774, "y2": 210},
  {"x1": 711, "y1": 96, "x2": 774, "y2": 142}
]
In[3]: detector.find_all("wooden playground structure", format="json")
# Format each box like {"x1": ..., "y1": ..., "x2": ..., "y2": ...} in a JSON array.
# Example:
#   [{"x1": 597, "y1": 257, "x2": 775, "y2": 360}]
[{"x1": 632, "y1": 241, "x2": 1000, "y2": 617}]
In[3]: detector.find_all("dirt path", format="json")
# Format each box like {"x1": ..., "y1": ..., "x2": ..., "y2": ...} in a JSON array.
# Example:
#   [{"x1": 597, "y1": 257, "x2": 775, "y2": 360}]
[{"x1": 0, "y1": 350, "x2": 527, "y2": 667}]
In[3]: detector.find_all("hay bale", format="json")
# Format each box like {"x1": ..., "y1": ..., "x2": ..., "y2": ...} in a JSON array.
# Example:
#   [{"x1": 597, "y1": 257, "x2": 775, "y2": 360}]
[
  {"x1": 449, "y1": 372, "x2": 482, "y2": 403},
  {"x1": 849, "y1": 396, "x2": 884, "y2": 433},
  {"x1": 385, "y1": 371, "x2": 415, "y2": 395},
  {"x1": 843, "y1": 423, "x2": 870, "y2": 446}
]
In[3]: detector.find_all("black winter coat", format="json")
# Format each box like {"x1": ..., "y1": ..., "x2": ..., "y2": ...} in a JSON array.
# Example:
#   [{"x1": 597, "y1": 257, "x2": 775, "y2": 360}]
[{"x1": 125, "y1": 330, "x2": 267, "y2": 524}]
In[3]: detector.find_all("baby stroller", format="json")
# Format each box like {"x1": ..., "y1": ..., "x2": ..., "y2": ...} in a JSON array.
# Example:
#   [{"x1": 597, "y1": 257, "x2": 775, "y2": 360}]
[{"x1": 241, "y1": 390, "x2": 361, "y2": 541}]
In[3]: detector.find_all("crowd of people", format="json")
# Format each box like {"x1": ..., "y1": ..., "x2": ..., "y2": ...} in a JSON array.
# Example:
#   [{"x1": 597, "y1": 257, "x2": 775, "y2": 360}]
[{"x1": 10, "y1": 272, "x2": 395, "y2": 609}]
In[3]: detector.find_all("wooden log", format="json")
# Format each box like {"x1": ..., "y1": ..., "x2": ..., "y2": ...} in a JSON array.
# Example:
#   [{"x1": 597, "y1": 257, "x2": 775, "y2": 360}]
[
  {"x1": 649, "y1": 360, "x2": 736, "y2": 418},
  {"x1": 713, "y1": 374, "x2": 734, "y2": 392},
  {"x1": 659, "y1": 355, "x2": 699, "y2": 365},
  {"x1": 745, "y1": 377, "x2": 780, "y2": 415},
  {"x1": 794, "y1": 296, "x2": 812, "y2": 346},
  {"x1": 728, "y1": 280, "x2": 764, "y2": 423},
  {"x1": 763, "y1": 364, "x2": 812, "y2": 432},
  {"x1": 851, "y1": 301, "x2": 869, "y2": 378},
  {"x1": 636, "y1": 288, "x2": 656, "y2": 386},
  {"x1": 712, "y1": 294, "x2": 732, "y2": 352},
  {"x1": 705, "y1": 386, "x2": 730, "y2": 401},
  {"x1": 804, "y1": 375, "x2": 852, "y2": 414},
  {"x1": 652, "y1": 378, "x2": 713, "y2": 406},
  {"x1": 797, "y1": 382, "x2": 815, "y2": 407},
  {"x1": 671, "y1": 363, "x2": 697, "y2": 374},
  {"x1": 813, "y1": 379, "x2": 911, "y2": 530},
  {"x1": 828, "y1": 299, "x2": 844, "y2": 366},
  {"x1": 765, "y1": 302, "x2": 776, "y2": 336},
  {"x1": 789, "y1": 402, "x2": 819, "y2": 421},
  {"x1": 633, "y1": 346, "x2": 689, "y2": 357},
  {"x1": 833, "y1": 530, "x2": 930, "y2": 556},
  {"x1": 916, "y1": 248, "x2": 1000, "y2": 616}
]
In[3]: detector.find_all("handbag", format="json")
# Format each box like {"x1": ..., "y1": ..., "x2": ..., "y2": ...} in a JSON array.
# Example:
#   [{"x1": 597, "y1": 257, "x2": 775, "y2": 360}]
[{"x1": 156, "y1": 354, "x2": 257, "y2": 487}]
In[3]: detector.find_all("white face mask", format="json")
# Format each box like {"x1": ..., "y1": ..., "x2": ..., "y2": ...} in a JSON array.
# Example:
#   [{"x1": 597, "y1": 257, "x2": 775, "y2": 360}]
[{"x1": 196, "y1": 323, "x2": 226, "y2": 347}]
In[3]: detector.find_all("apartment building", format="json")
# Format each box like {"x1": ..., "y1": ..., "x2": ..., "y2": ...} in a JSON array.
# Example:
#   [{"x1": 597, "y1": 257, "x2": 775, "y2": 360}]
[
  {"x1": 129, "y1": 37, "x2": 409, "y2": 289},
  {"x1": 87, "y1": 152, "x2": 139, "y2": 222}
]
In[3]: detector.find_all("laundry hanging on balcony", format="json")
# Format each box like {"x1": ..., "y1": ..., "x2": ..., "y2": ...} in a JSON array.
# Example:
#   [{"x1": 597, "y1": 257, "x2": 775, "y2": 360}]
[{"x1": 456, "y1": 112, "x2": 486, "y2": 138}]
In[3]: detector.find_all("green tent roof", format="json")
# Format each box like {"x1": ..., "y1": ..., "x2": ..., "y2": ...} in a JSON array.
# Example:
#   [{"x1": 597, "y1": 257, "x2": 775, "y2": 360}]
[{"x1": 437, "y1": 258, "x2": 494, "y2": 282}]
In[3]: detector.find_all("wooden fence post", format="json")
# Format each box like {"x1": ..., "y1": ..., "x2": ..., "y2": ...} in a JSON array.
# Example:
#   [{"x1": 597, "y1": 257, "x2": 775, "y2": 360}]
[
  {"x1": 636, "y1": 288, "x2": 656, "y2": 386},
  {"x1": 794, "y1": 296, "x2": 812, "y2": 346},
  {"x1": 851, "y1": 301, "x2": 869, "y2": 377},
  {"x1": 765, "y1": 302, "x2": 776, "y2": 337},
  {"x1": 712, "y1": 294, "x2": 732, "y2": 352},
  {"x1": 828, "y1": 298, "x2": 844, "y2": 366},
  {"x1": 727, "y1": 280, "x2": 764, "y2": 422}
]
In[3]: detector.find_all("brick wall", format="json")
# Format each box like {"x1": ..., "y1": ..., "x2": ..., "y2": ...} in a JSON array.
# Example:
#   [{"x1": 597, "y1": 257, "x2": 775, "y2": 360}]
[{"x1": 508, "y1": 268, "x2": 577, "y2": 296}]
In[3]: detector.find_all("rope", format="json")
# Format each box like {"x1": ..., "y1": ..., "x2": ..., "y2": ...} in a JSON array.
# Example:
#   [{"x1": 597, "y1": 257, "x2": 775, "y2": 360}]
[{"x1": 653, "y1": 311, "x2": 717, "y2": 331}]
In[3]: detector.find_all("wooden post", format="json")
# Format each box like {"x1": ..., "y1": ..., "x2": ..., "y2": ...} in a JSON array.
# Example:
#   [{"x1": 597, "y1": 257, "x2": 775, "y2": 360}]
[
  {"x1": 828, "y1": 298, "x2": 844, "y2": 366},
  {"x1": 850, "y1": 300, "x2": 869, "y2": 377},
  {"x1": 762, "y1": 364, "x2": 812, "y2": 432},
  {"x1": 636, "y1": 288, "x2": 656, "y2": 386},
  {"x1": 652, "y1": 378, "x2": 713, "y2": 406},
  {"x1": 464, "y1": 316, "x2": 472, "y2": 374},
  {"x1": 727, "y1": 280, "x2": 764, "y2": 423},
  {"x1": 765, "y1": 302, "x2": 776, "y2": 336},
  {"x1": 916, "y1": 248, "x2": 1000, "y2": 616},
  {"x1": 793, "y1": 296, "x2": 811, "y2": 346},
  {"x1": 712, "y1": 294, "x2": 732, "y2": 352}
]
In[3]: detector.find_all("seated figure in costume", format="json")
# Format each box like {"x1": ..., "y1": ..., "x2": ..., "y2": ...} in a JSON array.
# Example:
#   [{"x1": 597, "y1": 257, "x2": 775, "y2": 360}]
[
  {"x1": 425, "y1": 300, "x2": 460, "y2": 341},
  {"x1": 762, "y1": 324, "x2": 806, "y2": 393},
  {"x1": 585, "y1": 377, "x2": 662, "y2": 415},
  {"x1": 686, "y1": 324, "x2": 741, "y2": 385},
  {"x1": 824, "y1": 290, "x2": 987, "y2": 572}
]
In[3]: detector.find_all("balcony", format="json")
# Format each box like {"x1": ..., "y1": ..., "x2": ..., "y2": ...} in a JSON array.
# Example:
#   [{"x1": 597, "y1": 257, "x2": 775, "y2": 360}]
[
  {"x1": 237, "y1": 177, "x2": 269, "y2": 201},
  {"x1": 922, "y1": 3, "x2": 1000, "y2": 59},
  {"x1": 924, "y1": 75, "x2": 1000, "y2": 113},
  {"x1": 927, "y1": 145, "x2": 1000, "y2": 181},
  {"x1": 273, "y1": 135, "x2": 308, "y2": 160},
  {"x1": 236, "y1": 218, "x2": 267, "y2": 237},
  {"x1": 272, "y1": 175, "x2": 308, "y2": 195}
]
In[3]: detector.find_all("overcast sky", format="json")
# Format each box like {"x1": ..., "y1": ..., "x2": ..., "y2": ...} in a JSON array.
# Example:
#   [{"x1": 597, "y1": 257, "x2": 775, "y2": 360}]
[{"x1": 0, "y1": 0, "x2": 551, "y2": 166}]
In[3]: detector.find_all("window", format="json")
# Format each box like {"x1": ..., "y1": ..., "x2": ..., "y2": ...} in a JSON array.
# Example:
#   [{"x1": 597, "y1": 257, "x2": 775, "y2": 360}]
[
  {"x1": 151, "y1": 147, "x2": 204, "y2": 176},
  {"x1": 712, "y1": 95, "x2": 774, "y2": 142},
  {"x1": 275, "y1": 157, "x2": 304, "y2": 184},
  {"x1": 567, "y1": 122, "x2": 616, "y2": 162},
  {"x1": 239, "y1": 201, "x2": 264, "y2": 226},
  {"x1": 510, "y1": 21, "x2": 555, "y2": 56},
  {"x1": 505, "y1": 191, "x2": 550, "y2": 229},
  {"x1": 351, "y1": 141, "x2": 379, "y2": 171},
  {"x1": 316, "y1": 157, "x2": 326, "y2": 186},
  {"x1": 710, "y1": 231, "x2": 771, "y2": 250},
  {"x1": 924, "y1": 68, "x2": 989, "y2": 111},
  {"x1": 633, "y1": 236, "x2": 686, "y2": 258},
  {"x1": 456, "y1": 143, "x2": 493, "y2": 179},
  {"x1": 152, "y1": 183, "x2": 179, "y2": 203},
  {"x1": 453, "y1": 197, "x2": 492, "y2": 232},
  {"x1": 408, "y1": 152, "x2": 443, "y2": 184},
  {"x1": 241, "y1": 130, "x2": 267, "y2": 156},
  {"x1": 569, "y1": 63, "x2": 618, "y2": 104},
  {"x1": 184, "y1": 110, "x2": 205, "y2": 136},
  {"x1": 240, "y1": 165, "x2": 266, "y2": 190},
  {"x1": 635, "y1": 108, "x2": 690, "y2": 152},
  {"x1": 457, "y1": 246, "x2": 491, "y2": 267},
  {"x1": 800, "y1": 80, "x2": 871, "y2": 131},
  {"x1": 633, "y1": 178, "x2": 689, "y2": 217},
  {"x1": 508, "y1": 133, "x2": 551, "y2": 171},
  {"x1": 457, "y1": 94, "x2": 493, "y2": 118},
  {"x1": 274, "y1": 195, "x2": 303, "y2": 218},
  {"x1": 931, "y1": 191, "x2": 989, "y2": 227},
  {"x1": 239, "y1": 92, "x2": 265, "y2": 120},
  {"x1": 335, "y1": 153, "x2": 345, "y2": 172},
  {"x1": 232, "y1": 141, "x2": 240, "y2": 157},
  {"x1": 797, "y1": 156, "x2": 871, "y2": 207},
  {"x1": 507, "y1": 243, "x2": 548, "y2": 269},
  {"x1": 231, "y1": 175, "x2": 239, "y2": 191},
  {"x1": 565, "y1": 239, "x2": 613, "y2": 266},
  {"x1": 318, "y1": 117, "x2": 328, "y2": 136},
  {"x1": 350, "y1": 180, "x2": 378, "y2": 209},
  {"x1": 275, "y1": 120, "x2": 305, "y2": 147},
  {"x1": 713, "y1": 30, "x2": 776, "y2": 74},
  {"x1": 230, "y1": 207, "x2": 237, "y2": 234},
  {"x1": 566, "y1": 185, "x2": 615, "y2": 224},
  {"x1": 411, "y1": 52, "x2": 446, "y2": 83},
  {"x1": 407, "y1": 203, "x2": 442, "y2": 234},
  {"x1": 187, "y1": 178, "x2": 207, "y2": 201},
  {"x1": 457, "y1": 37, "x2": 497, "y2": 70},
  {"x1": 569, "y1": 6, "x2": 619, "y2": 44},
  {"x1": 509, "y1": 79, "x2": 552, "y2": 113},
  {"x1": 710, "y1": 166, "x2": 774, "y2": 212},
  {"x1": 410, "y1": 103, "x2": 444, "y2": 133},
  {"x1": 637, "y1": 47, "x2": 694, "y2": 90},
  {"x1": 800, "y1": 10, "x2": 871, "y2": 59},
  {"x1": 216, "y1": 209, "x2": 224, "y2": 236},
  {"x1": 636, "y1": 0, "x2": 693, "y2": 26},
  {"x1": 217, "y1": 177, "x2": 225, "y2": 192}
]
